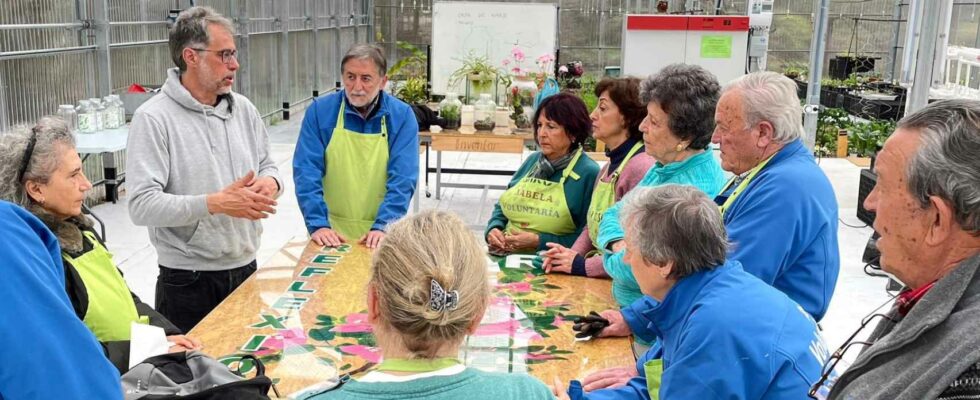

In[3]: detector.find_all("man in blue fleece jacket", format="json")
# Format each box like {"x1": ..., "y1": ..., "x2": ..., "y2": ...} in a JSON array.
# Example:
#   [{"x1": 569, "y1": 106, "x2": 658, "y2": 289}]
[
  {"x1": 293, "y1": 44, "x2": 419, "y2": 249},
  {"x1": 710, "y1": 71, "x2": 839, "y2": 322},
  {"x1": 0, "y1": 201, "x2": 121, "y2": 400}
]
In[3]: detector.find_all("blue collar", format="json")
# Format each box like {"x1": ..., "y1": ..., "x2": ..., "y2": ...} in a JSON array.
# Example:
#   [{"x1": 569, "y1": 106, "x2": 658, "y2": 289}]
[
  {"x1": 637, "y1": 260, "x2": 741, "y2": 338},
  {"x1": 769, "y1": 139, "x2": 809, "y2": 167},
  {"x1": 652, "y1": 149, "x2": 714, "y2": 175},
  {"x1": 341, "y1": 90, "x2": 385, "y2": 121}
]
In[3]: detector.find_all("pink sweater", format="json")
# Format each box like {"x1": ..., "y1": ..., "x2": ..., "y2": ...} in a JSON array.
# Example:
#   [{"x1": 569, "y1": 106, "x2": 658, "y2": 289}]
[{"x1": 571, "y1": 152, "x2": 656, "y2": 277}]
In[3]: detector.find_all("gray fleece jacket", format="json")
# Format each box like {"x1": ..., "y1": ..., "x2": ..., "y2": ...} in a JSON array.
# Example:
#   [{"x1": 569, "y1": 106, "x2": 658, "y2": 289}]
[
  {"x1": 126, "y1": 68, "x2": 281, "y2": 271},
  {"x1": 828, "y1": 253, "x2": 980, "y2": 400}
]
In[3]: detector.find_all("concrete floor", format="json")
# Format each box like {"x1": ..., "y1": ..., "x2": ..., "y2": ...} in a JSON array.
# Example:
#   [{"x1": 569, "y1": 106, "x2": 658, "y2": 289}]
[{"x1": 95, "y1": 116, "x2": 888, "y2": 363}]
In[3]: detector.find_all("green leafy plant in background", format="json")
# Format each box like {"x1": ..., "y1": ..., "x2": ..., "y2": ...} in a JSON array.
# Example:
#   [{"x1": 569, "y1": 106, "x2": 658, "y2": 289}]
[
  {"x1": 782, "y1": 62, "x2": 808, "y2": 80},
  {"x1": 449, "y1": 52, "x2": 499, "y2": 97},
  {"x1": 814, "y1": 107, "x2": 852, "y2": 157},
  {"x1": 388, "y1": 41, "x2": 429, "y2": 104},
  {"x1": 395, "y1": 76, "x2": 428, "y2": 104},
  {"x1": 574, "y1": 76, "x2": 599, "y2": 151},
  {"x1": 440, "y1": 103, "x2": 460, "y2": 121},
  {"x1": 849, "y1": 118, "x2": 895, "y2": 157},
  {"x1": 388, "y1": 41, "x2": 426, "y2": 78},
  {"x1": 577, "y1": 76, "x2": 599, "y2": 111}
]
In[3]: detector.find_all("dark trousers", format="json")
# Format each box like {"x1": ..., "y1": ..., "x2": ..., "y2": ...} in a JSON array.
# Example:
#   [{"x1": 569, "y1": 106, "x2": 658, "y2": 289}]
[{"x1": 155, "y1": 261, "x2": 257, "y2": 333}]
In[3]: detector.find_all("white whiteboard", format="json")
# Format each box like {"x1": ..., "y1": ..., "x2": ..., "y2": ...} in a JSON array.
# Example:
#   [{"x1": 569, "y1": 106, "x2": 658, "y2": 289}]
[{"x1": 431, "y1": 1, "x2": 558, "y2": 96}]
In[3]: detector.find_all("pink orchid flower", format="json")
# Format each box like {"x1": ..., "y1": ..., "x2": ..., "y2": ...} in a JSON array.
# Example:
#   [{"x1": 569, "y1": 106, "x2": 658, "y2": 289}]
[{"x1": 512, "y1": 47, "x2": 525, "y2": 62}]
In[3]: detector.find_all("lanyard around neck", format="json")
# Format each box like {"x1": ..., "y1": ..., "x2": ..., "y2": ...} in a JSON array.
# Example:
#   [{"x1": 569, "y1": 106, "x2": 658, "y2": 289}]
[
  {"x1": 718, "y1": 153, "x2": 777, "y2": 215},
  {"x1": 375, "y1": 358, "x2": 460, "y2": 373}
]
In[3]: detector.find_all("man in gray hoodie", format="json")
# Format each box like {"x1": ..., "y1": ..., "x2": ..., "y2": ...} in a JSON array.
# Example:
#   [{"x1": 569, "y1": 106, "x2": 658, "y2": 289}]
[
  {"x1": 817, "y1": 99, "x2": 980, "y2": 399},
  {"x1": 126, "y1": 6, "x2": 281, "y2": 333}
]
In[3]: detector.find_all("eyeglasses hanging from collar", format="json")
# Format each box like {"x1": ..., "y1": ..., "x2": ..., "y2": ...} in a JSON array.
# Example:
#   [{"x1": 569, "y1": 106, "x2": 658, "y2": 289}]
[{"x1": 808, "y1": 295, "x2": 899, "y2": 399}]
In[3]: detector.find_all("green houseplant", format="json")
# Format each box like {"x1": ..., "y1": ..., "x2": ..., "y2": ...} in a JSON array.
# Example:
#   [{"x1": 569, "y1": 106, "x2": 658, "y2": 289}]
[
  {"x1": 449, "y1": 52, "x2": 498, "y2": 103},
  {"x1": 814, "y1": 107, "x2": 852, "y2": 157},
  {"x1": 388, "y1": 41, "x2": 429, "y2": 104}
]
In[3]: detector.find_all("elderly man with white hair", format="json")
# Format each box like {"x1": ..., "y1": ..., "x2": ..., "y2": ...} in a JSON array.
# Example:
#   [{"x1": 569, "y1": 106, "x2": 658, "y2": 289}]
[
  {"x1": 710, "y1": 71, "x2": 839, "y2": 321},
  {"x1": 817, "y1": 99, "x2": 980, "y2": 399}
]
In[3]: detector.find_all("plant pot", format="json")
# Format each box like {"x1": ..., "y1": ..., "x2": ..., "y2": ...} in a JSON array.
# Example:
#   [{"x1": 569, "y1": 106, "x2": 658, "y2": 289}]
[{"x1": 474, "y1": 119, "x2": 496, "y2": 131}]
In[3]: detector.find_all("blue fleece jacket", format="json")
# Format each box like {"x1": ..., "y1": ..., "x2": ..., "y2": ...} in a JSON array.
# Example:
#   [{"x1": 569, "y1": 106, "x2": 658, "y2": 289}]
[
  {"x1": 571, "y1": 261, "x2": 827, "y2": 400},
  {"x1": 714, "y1": 139, "x2": 839, "y2": 321},
  {"x1": 597, "y1": 150, "x2": 726, "y2": 307},
  {"x1": 0, "y1": 201, "x2": 121, "y2": 400},
  {"x1": 293, "y1": 90, "x2": 419, "y2": 234}
]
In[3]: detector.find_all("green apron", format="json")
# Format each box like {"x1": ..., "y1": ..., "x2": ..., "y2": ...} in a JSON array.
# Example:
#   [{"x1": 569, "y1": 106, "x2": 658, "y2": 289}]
[
  {"x1": 498, "y1": 149, "x2": 583, "y2": 241},
  {"x1": 322, "y1": 101, "x2": 389, "y2": 240},
  {"x1": 644, "y1": 359, "x2": 664, "y2": 400},
  {"x1": 717, "y1": 153, "x2": 775, "y2": 216},
  {"x1": 63, "y1": 231, "x2": 144, "y2": 342},
  {"x1": 587, "y1": 142, "x2": 644, "y2": 249}
]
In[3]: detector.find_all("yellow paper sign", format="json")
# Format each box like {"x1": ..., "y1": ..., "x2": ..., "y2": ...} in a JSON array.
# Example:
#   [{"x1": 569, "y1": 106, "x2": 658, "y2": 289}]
[{"x1": 701, "y1": 35, "x2": 732, "y2": 58}]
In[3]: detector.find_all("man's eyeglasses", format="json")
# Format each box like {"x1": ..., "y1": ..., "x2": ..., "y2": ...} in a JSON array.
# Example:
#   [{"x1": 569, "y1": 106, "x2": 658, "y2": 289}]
[
  {"x1": 808, "y1": 312, "x2": 897, "y2": 399},
  {"x1": 193, "y1": 48, "x2": 237, "y2": 64}
]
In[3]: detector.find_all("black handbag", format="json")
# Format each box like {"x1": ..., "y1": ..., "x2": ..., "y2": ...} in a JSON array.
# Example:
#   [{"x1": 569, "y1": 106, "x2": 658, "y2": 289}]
[{"x1": 121, "y1": 351, "x2": 272, "y2": 400}]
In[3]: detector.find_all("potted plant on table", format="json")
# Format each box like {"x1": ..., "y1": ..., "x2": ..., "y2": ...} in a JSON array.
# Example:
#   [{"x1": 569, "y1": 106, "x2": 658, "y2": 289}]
[
  {"x1": 499, "y1": 45, "x2": 551, "y2": 131},
  {"x1": 449, "y1": 52, "x2": 498, "y2": 104}
]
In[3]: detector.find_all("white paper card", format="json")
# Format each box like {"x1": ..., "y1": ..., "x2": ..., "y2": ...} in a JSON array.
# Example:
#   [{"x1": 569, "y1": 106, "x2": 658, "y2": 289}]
[{"x1": 129, "y1": 322, "x2": 170, "y2": 369}]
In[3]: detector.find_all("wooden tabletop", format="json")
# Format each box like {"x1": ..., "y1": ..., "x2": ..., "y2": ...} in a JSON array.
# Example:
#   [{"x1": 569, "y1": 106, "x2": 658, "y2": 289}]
[
  {"x1": 419, "y1": 129, "x2": 535, "y2": 139},
  {"x1": 190, "y1": 239, "x2": 633, "y2": 398}
]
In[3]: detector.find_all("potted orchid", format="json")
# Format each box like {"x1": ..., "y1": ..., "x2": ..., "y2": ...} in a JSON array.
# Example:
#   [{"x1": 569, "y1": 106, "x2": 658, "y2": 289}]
[
  {"x1": 557, "y1": 61, "x2": 585, "y2": 91},
  {"x1": 499, "y1": 46, "x2": 554, "y2": 131}
]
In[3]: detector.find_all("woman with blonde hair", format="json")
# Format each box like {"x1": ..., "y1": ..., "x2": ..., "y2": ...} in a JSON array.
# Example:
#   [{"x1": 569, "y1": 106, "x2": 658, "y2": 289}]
[{"x1": 313, "y1": 210, "x2": 553, "y2": 399}]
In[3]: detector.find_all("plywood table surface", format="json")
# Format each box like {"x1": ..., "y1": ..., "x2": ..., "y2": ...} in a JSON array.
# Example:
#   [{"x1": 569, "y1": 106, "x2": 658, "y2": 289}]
[{"x1": 190, "y1": 238, "x2": 633, "y2": 398}]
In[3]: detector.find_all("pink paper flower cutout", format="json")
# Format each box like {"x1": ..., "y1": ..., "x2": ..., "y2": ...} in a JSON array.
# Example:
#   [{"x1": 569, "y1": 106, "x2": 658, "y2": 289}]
[
  {"x1": 339, "y1": 344, "x2": 383, "y2": 363},
  {"x1": 498, "y1": 282, "x2": 532, "y2": 292},
  {"x1": 261, "y1": 327, "x2": 307, "y2": 350},
  {"x1": 474, "y1": 320, "x2": 542, "y2": 341},
  {"x1": 331, "y1": 313, "x2": 373, "y2": 333}
]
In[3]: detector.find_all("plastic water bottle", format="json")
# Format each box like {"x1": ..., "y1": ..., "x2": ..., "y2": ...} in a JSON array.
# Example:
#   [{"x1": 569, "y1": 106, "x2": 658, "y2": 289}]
[{"x1": 77, "y1": 100, "x2": 96, "y2": 133}]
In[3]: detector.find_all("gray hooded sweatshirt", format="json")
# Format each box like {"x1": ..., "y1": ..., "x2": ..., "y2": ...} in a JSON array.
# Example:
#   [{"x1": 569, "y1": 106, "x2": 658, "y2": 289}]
[
  {"x1": 126, "y1": 68, "x2": 281, "y2": 271},
  {"x1": 828, "y1": 253, "x2": 980, "y2": 399}
]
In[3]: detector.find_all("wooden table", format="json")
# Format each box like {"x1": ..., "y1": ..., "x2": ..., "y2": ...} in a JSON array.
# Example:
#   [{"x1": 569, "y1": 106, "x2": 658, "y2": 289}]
[
  {"x1": 190, "y1": 238, "x2": 633, "y2": 398},
  {"x1": 417, "y1": 131, "x2": 535, "y2": 202}
]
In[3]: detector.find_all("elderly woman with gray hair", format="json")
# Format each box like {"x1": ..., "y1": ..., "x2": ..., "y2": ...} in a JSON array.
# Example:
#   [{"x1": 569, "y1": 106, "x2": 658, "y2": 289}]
[
  {"x1": 595, "y1": 63, "x2": 727, "y2": 310},
  {"x1": 553, "y1": 185, "x2": 825, "y2": 400},
  {"x1": 0, "y1": 117, "x2": 201, "y2": 373}
]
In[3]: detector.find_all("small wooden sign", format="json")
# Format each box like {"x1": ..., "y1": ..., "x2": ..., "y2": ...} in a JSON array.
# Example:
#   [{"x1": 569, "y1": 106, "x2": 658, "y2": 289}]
[{"x1": 431, "y1": 134, "x2": 526, "y2": 154}]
